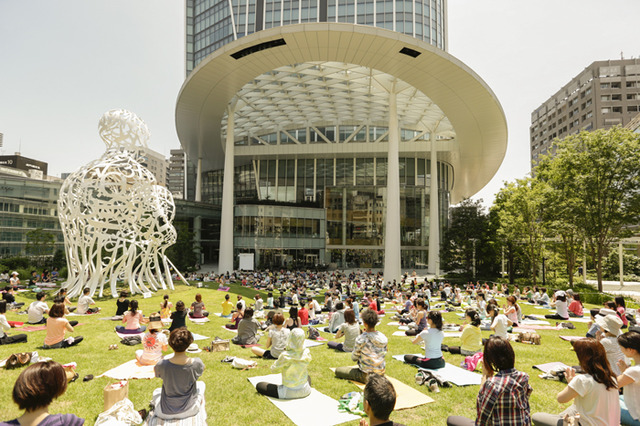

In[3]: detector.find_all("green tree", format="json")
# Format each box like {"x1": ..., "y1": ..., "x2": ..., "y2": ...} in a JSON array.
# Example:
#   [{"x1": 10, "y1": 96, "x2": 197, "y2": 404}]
[
  {"x1": 441, "y1": 198, "x2": 498, "y2": 279},
  {"x1": 493, "y1": 178, "x2": 547, "y2": 285},
  {"x1": 25, "y1": 228, "x2": 55, "y2": 267},
  {"x1": 536, "y1": 127, "x2": 640, "y2": 291},
  {"x1": 165, "y1": 221, "x2": 199, "y2": 272}
]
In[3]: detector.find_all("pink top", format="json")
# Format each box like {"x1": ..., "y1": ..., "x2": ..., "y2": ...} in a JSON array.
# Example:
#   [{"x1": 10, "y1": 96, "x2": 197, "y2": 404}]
[
  {"x1": 568, "y1": 300, "x2": 583, "y2": 317},
  {"x1": 123, "y1": 310, "x2": 143, "y2": 330},
  {"x1": 618, "y1": 306, "x2": 628, "y2": 326},
  {"x1": 45, "y1": 317, "x2": 69, "y2": 346}
]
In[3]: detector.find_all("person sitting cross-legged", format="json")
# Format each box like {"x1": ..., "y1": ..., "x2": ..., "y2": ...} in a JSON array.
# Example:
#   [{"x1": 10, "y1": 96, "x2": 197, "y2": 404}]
[
  {"x1": 335, "y1": 308, "x2": 387, "y2": 384},
  {"x1": 151, "y1": 328, "x2": 206, "y2": 420},
  {"x1": 447, "y1": 336, "x2": 532, "y2": 426}
]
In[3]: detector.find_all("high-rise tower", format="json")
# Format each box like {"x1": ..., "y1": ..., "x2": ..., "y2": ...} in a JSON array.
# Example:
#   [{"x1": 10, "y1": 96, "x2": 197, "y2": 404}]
[{"x1": 176, "y1": 0, "x2": 506, "y2": 280}]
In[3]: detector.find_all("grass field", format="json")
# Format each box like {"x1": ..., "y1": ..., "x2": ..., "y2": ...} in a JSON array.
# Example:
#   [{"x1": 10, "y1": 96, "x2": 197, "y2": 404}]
[{"x1": 0, "y1": 283, "x2": 596, "y2": 425}]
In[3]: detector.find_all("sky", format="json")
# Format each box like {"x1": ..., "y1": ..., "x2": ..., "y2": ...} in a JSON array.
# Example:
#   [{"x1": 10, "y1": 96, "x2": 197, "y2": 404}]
[{"x1": 1, "y1": 0, "x2": 639, "y2": 207}]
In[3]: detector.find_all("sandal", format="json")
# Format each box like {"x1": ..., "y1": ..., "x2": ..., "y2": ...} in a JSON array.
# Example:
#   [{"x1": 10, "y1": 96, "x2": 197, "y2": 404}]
[
  {"x1": 83, "y1": 374, "x2": 94, "y2": 382},
  {"x1": 69, "y1": 372, "x2": 79, "y2": 383}
]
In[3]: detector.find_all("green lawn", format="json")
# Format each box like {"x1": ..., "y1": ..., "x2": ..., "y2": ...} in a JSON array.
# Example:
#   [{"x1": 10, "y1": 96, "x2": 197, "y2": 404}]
[{"x1": 0, "y1": 283, "x2": 594, "y2": 425}]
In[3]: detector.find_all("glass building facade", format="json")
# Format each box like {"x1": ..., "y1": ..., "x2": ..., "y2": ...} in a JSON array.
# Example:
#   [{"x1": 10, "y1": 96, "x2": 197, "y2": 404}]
[{"x1": 186, "y1": 0, "x2": 446, "y2": 74}]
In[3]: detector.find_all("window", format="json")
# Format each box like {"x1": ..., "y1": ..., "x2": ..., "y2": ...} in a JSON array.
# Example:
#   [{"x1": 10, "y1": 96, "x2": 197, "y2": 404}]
[
  {"x1": 601, "y1": 83, "x2": 610, "y2": 89},
  {"x1": 628, "y1": 106, "x2": 639, "y2": 112}
]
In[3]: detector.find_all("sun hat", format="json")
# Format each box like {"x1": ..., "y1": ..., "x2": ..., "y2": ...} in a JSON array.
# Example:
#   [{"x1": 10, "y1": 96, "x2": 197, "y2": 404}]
[
  {"x1": 11, "y1": 271, "x2": 18, "y2": 276},
  {"x1": 147, "y1": 314, "x2": 163, "y2": 331},
  {"x1": 595, "y1": 314, "x2": 623, "y2": 336},
  {"x1": 597, "y1": 308, "x2": 616, "y2": 317},
  {"x1": 555, "y1": 290, "x2": 566, "y2": 298},
  {"x1": 186, "y1": 343, "x2": 201, "y2": 353}
]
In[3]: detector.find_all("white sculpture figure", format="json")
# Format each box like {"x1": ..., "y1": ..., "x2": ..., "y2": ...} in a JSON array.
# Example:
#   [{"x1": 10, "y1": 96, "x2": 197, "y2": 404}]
[{"x1": 58, "y1": 109, "x2": 187, "y2": 297}]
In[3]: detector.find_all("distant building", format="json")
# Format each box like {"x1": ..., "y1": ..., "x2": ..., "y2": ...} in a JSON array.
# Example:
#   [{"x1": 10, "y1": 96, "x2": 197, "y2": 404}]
[
  {"x1": 167, "y1": 149, "x2": 196, "y2": 201},
  {"x1": 0, "y1": 154, "x2": 48, "y2": 179},
  {"x1": 530, "y1": 59, "x2": 640, "y2": 167},
  {"x1": 626, "y1": 111, "x2": 640, "y2": 133},
  {"x1": 133, "y1": 146, "x2": 169, "y2": 187}
]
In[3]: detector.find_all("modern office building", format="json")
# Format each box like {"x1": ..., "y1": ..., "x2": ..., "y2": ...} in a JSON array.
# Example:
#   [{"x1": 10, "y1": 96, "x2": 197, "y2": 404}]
[
  {"x1": 176, "y1": 0, "x2": 507, "y2": 280},
  {"x1": 530, "y1": 59, "x2": 640, "y2": 167},
  {"x1": 167, "y1": 148, "x2": 197, "y2": 201},
  {"x1": 133, "y1": 147, "x2": 169, "y2": 187}
]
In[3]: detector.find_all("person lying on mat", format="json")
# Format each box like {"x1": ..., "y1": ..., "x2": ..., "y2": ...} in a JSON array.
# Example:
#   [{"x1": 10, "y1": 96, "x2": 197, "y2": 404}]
[
  {"x1": 615, "y1": 331, "x2": 640, "y2": 426},
  {"x1": 327, "y1": 308, "x2": 360, "y2": 352},
  {"x1": 115, "y1": 300, "x2": 147, "y2": 334},
  {"x1": 532, "y1": 338, "x2": 620, "y2": 426},
  {"x1": 256, "y1": 328, "x2": 312, "y2": 400},
  {"x1": 136, "y1": 314, "x2": 168, "y2": 366},
  {"x1": 442, "y1": 309, "x2": 482, "y2": 356},
  {"x1": 0, "y1": 300, "x2": 27, "y2": 345},
  {"x1": 231, "y1": 308, "x2": 261, "y2": 345},
  {"x1": 1, "y1": 361, "x2": 84, "y2": 426},
  {"x1": 43, "y1": 302, "x2": 82, "y2": 349},
  {"x1": 446, "y1": 336, "x2": 532, "y2": 426},
  {"x1": 335, "y1": 308, "x2": 387, "y2": 384},
  {"x1": 252, "y1": 312, "x2": 289, "y2": 359},
  {"x1": 152, "y1": 328, "x2": 205, "y2": 420},
  {"x1": 404, "y1": 311, "x2": 445, "y2": 370},
  {"x1": 360, "y1": 374, "x2": 406, "y2": 426}
]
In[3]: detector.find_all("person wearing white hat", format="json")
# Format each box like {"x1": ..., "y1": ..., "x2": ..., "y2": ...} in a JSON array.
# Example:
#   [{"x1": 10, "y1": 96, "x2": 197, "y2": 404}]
[
  {"x1": 596, "y1": 313, "x2": 628, "y2": 376},
  {"x1": 152, "y1": 328, "x2": 205, "y2": 420}
]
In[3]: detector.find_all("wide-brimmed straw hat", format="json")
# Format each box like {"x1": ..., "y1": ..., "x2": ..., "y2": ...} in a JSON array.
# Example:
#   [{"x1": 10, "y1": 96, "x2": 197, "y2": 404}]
[
  {"x1": 147, "y1": 314, "x2": 163, "y2": 331},
  {"x1": 595, "y1": 314, "x2": 623, "y2": 336}
]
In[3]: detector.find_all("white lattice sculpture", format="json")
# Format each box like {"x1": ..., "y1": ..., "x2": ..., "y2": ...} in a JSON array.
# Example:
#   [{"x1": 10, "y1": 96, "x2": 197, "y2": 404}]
[{"x1": 58, "y1": 109, "x2": 187, "y2": 297}]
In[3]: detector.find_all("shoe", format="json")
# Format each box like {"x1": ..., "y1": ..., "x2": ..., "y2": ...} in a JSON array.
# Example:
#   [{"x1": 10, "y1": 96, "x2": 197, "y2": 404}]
[
  {"x1": 83, "y1": 375, "x2": 94, "y2": 382},
  {"x1": 70, "y1": 373, "x2": 79, "y2": 383},
  {"x1": 427, "y1": 378, "x2": 440, "y2": 393}
]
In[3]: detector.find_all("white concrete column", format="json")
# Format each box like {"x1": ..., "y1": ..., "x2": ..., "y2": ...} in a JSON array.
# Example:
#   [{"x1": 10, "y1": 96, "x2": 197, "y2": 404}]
[
  {"x1": 383, "y1": 86, "x2": 401, "y2": 284},
  {"x1": 428, "y1": 142, "x2": 440, "y2": 276},
  {"x1": 619, "y1": 241, "x2": 624, "y2": 286},
  {"x1": 195, "y1": 157, "x2": 202, "y2": 202},
  {"x1": 219, "y1": 106, "x2": 235, "y2": 274}
]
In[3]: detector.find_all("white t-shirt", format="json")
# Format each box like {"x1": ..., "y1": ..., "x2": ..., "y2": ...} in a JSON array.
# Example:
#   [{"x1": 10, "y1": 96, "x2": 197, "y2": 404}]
[
  {"x1": 419, "y1": 327, "x2": 444, "y2": 359},
  {"x1": 555, "y1": 299, "x2": 569, "y2": 319},
  {"x1": 339, "y1": 322, "x2": 361, "y2": 352},
  {"x1": 77, "y1": 295, "x2": 94, "y2": 314},
  {"x1": 600, "y1": 336, "x2": 627, "y2": 376},
  {"x1": 623, "y1": 365, "x2": 640, "y2": 421},
  {"x1": 568, "y1": 373, "x2": 620, "y2": 426},
  {"x1": 27, "y1": 301, "x2": 49, "y2": 323},
  {"x1": 491, "y1": 314, "x2": 510, "y2": 339},
  {"x1": 139, "y1": 332, "x2": 168, "y2": 364},
  {"x1": 268, "y1": 327, "x2": 290, "y2": 358}
]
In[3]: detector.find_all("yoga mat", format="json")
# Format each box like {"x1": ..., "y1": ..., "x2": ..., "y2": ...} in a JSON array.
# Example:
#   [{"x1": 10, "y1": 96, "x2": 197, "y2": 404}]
[
  {"x1": 391, "y1": 355, "x2": 482, "y2": 386},
  {"x1": 221, "y1": 326, "x2": 238, "y2": 333},
  {"x1": 188, "y1": 317, "x2": 210, "y2": 324},
  {"x1": 331, "y1": 369, "x2": 434, "y2": 410},
  {"x1": 398, "y1": 326, "x2": 409, "y2": 331},
  {"x1": 568, "y1": 317, "x2": 591, "y2": 323},
  {"x1": 247, "y1": 374, "x2": 360, "y2": 426},
  {"x1": 217, "y1": 287, "x2": 230, "y2": 291},
  {"x1": 116, "y1": 331, "x2": 146, "y2": 339},
  {"x1": 513, "y1": 325, "x2": 561, "y2": 331},
  {"x1": 190, "y1": 333, "x2": 209, "y2": 341},
  {"x1": 303, "y1": 339, "x2": 325, "y2": 348},
  {"x1": 392, "y1": 331, "x2": 410, "y2": 337},
  {"x1": 533, "y1": 361, "x2": 571, "y2": 374},
  {"x1": 559, "y1": 335, "x2": 586, "y2": 342},
  {"x1": 99, "y1": 316, "x2": 123, "y2": 321},
  {"x1": 213, "y1": 312, "x2": 222, "y2": 317},
  {"x1": 443, "y1": 331, "x2": 463, "y2": 338},
  {"x1": 99, "y1": 359, "x2": 156, "y2": 380},
  {"x1": 20, "y1": 325, "x2": 46, "y2": 332},
  {"x1": 520, "y1": 319, "x2": 551, "y2": 325},
  {"x1": 387, "y1": 321, "x2": 401, "y2": 326}
]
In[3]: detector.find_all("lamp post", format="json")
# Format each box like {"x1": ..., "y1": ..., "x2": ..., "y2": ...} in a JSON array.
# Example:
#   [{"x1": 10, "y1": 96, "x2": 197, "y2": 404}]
[
  {"x1": 471, "y1": 238, "x2": 477, "y2": 281},
  {"x1": 542, "y1": 256, "x2": 546, "y2": 286}
]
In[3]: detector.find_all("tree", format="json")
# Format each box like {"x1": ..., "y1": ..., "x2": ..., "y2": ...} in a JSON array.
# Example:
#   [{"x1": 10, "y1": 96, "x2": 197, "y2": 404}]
[
  {"x1": 536, "y1": 127, "x2": 640, "y2": 291},
  {"x1": 492, "y1": 178, "x2": 547, "y2": 285},
  {"x1": 25, "y1": 228, "x2": 56, "y2": 267},
  {"x1": 165, "y1": 221, "x2": 199, "y2": 272},
  {"x1": 441, "y1": 198, "x2": 499, "y2": 279}
]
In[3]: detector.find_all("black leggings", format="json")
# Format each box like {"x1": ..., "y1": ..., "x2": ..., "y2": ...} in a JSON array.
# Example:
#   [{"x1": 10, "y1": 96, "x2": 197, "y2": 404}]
[
  {"x1": 256, "y1": 382, "x2": 279, "y2": 398},
  {"x1": 405, "y1": 328, "x2": 424, "y2": 336},
  {"x1": 404, "y1": 355, "x2": 445, "y2": 369},
  {"x1": 0, "y1": 334, "x2": 28, "y2": 345},
  {"x1": 545, "y1": 314, "x2": 569, "y2": 320}
]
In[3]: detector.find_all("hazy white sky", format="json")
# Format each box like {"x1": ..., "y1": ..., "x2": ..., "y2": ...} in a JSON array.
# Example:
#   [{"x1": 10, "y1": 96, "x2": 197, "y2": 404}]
[{"x1": 1, "y1": 0, "x2": 639, "y2": 206}]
